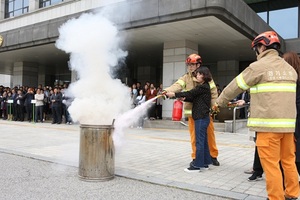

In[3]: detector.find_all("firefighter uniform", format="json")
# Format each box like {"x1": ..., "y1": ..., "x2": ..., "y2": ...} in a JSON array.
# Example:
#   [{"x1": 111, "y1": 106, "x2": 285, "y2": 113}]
[
  {"x1": 216, "y1": 49, "x2": 299, "y2": 200},
  {"x1": 164, "y1": 71, "x2": 219, "y2": 160}
]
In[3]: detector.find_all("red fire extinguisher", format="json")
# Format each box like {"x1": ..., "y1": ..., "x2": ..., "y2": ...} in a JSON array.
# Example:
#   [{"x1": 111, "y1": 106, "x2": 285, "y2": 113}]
[{"x1": 172, "y1": 99, "x2": 183, "y2": 121}]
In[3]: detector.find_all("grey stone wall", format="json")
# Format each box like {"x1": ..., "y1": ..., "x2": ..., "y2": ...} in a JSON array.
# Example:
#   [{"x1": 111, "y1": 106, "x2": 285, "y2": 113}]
[{"x1": 0, "y1": 0, "x2": 271, "y2": 52}]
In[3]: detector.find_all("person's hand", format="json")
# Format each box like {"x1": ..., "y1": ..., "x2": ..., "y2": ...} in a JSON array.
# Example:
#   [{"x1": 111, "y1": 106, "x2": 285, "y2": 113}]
[
  {"x1": 235, "y1": 100, "x2": 245, "y2": 106},
  {"x1": 178, "y1": 97, "x2": 185, "y2": 101},
  {"x1": 227, "y1": 102, "x2": 238, "y2": 107},
  {"x1": 165, "y1": 92, "x2": 175, "y2": 98},
  {"x1": 211, "y1": 102, "x2": 220, "y2": 114}
]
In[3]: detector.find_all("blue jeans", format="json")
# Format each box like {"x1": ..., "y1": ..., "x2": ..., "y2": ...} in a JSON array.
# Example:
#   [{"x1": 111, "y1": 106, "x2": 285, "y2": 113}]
[{"x1": 193, "y1": 116, "x2": 211, "y2": 168}]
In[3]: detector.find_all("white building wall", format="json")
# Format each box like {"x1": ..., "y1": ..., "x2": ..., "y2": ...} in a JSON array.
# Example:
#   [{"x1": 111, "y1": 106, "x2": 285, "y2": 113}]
[
  {"x1": 0, "y1": 74, "x2": 11, "y2": 87},
  {"x1": 0, "y1": 0, "x2": 126, "y2": 32}
]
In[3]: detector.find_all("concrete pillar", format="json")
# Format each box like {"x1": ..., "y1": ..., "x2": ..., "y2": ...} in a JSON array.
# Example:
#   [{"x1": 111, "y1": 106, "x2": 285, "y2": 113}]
[
  {"x1": 29, "y1": 0, "x2": 39, "y2": 12},
  {"x1": 0, "y1": 0, "x2": 5, "y2": 20},
  {"x1": 38, "y1": 73, "x2": 46, "y2": 87},
  {"x1": 216, "y1": 60, "x2": 239, "y2": 89},
  {"x1": 71, "y1": 70, "x2": 78, "y2": 83},
  {"x1": 13, "y1": 62, "x2": 38, "y2": 87},
  {"x1": 162, "y1": 40, "x2": 198, "y2": 119}
]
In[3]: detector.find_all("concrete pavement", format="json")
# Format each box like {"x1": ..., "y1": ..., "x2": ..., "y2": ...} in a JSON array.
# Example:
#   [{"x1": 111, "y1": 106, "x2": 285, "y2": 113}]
[{"x1": 0, "y1": 120, "x2": 267, "y2": 200}]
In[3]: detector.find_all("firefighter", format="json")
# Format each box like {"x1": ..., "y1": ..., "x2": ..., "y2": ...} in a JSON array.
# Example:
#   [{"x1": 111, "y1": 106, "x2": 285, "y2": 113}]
[
  {"x1": 164, "y1": 53, "x2": 220, "y2": 167},
  {"x1": 214, "y1": 31, "x2": 299, "y2": 200}
]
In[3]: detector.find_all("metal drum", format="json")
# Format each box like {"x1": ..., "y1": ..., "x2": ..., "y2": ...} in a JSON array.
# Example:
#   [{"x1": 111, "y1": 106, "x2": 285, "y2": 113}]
[{"x1": 78, "y1": 124, "x2": 114, "y2": 181}]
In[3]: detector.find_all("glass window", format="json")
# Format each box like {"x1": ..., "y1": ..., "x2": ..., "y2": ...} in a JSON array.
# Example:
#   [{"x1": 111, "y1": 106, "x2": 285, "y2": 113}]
[
  {"x1": 39, "y1": 0, "x2": 63, "y2": 8},
  {"x1": 14, "y1": 0, "x2": 22, "y2": 10},
  {"x1": 23, "y1": 0, "x2": 28, "y2": 7},
  {"x1": 51, "y1": 0, "x2": 62, "y2": 5},
  {"x1": 258, "y1": 12, "x2": 267, "y2": 22},
  {"x1": 5, "y1": 0, "x2": 29, "y2": 18},
  {"x1": 14, "y1": 9, "x2": 22, "y2": 16},
  {"x1": 269, "y1": 7, "x2": 298, "y2": 39}
]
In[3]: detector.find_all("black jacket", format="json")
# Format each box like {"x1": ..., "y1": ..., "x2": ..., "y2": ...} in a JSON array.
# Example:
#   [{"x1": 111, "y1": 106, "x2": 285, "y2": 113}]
[
  {"x1": 50, "y1": 92, "x2": 62, "y2": 107},
  {"x1": 175, "y1": 82, "x2": 211, "y2": 120}
]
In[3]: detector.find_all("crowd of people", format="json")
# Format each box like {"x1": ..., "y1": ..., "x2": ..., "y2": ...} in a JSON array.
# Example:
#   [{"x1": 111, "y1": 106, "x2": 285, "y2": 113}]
[
  {"x1": 129, "y1": 82, "x2": 164, "y2": 128},
  {"x1": 0, "y1": 84, "x2": 73, "y2": 125}
]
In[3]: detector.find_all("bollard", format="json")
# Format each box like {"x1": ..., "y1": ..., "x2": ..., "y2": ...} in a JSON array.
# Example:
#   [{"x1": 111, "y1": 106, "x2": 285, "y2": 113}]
[{"x1": 78, "y1": 124, "x2": 114, "y2": 181}]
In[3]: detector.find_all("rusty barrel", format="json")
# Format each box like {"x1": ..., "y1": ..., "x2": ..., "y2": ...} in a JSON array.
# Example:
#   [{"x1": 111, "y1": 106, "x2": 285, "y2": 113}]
[{"x1": 78, "y1": 124, "x2": 114, "y2": 181}]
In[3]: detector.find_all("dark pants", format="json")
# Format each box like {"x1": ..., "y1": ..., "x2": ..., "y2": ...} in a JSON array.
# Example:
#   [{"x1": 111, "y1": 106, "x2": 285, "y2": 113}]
[
  {"x1": 25, "y1": 105, "x2": 33, "y2": 121},
  {"x1": 35, "y1": 106, "x2": 44, "y2": 122},
  {"x1": 52, "y1": 106, "x2": 62, "y2": 124},
  {"x1": 149, "y1": 103, "x2": 156, "y2": 119},
  {"x1": 16, "y1": 104, "x2": 24, "y2": 121},
  {"x1": 253, "y1": 146, "x2": 263, "y2": 175},
  {"x1": 156, "y1": 104, "x2": 162, "y2": 119},
  {"x1": 194, "y1": 116, "x2": 211, "y2": 168}
]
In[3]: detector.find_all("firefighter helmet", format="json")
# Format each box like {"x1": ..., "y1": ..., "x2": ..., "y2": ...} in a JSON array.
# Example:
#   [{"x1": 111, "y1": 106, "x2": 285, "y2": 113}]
[
  {"x1": 186, "y1": 54, "x2": 202, "y2": 64},
  {"x1": 251, "y1": 31, "x2": 280, "y2": 49}
]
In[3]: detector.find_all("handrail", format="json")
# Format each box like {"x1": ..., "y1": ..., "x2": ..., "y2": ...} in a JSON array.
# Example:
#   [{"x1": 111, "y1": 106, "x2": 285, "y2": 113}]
[{"x1": 233, "y1": 103, "x2": 250, "y2": 133}]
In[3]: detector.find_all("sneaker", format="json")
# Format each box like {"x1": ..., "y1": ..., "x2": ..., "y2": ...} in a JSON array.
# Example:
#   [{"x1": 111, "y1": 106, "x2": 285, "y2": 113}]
[
  {"x1": 244, "y1": 168, "x2": 254, "y2": 174},
  {"x1": 201, "y1": 166, "x2": 209, "y2": 170},
  {"x1": 248, "y1": 171, "x2": 263, "y2": 181},
  {"x1": 189, "y1": 159, "x2": 195, "y2": 167},
  {"x1": 211, "y1": 157, "x2": 220, "y2": 166},
  {"x1": 184, "y1": 165, "x2": 200, "y2": 173}
]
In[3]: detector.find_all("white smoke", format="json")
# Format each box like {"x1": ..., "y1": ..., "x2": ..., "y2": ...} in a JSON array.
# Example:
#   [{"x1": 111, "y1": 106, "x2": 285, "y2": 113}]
[
  {"x1": 56, "y1": 12, "x2": 130, "y2": 125},
  {"x1": 113, "y1": 97, "x2": 158, "y2": 147}
]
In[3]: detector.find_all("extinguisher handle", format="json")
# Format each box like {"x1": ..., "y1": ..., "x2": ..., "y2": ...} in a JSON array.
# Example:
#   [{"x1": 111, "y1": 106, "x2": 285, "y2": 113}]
[{"x1": 161, "y1": 91, "x2": 170, "y2": 100}]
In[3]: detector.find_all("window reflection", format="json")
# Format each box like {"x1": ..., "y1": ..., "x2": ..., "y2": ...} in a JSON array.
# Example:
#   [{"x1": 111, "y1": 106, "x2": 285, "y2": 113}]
[
  {"x1": 39, "y1": 0, "x2": 63, "y2": 8},
  {"x1": 257, "y1": 7, "x2": 298, "y2": 39},
  {"x1": 270, "y1": 8, "x2": 298, "y2": 39},
  {"x1": 5, "y1": 0, "x2": 29, "y2": 18}
]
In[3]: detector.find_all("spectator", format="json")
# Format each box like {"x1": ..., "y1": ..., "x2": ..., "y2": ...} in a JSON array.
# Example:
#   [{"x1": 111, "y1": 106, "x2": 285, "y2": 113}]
[
  {"x1": 135, "y1": 89, "x2": 146, "y2": 128},
  {"x1": 50, "y1": 87, "x2": 62, "y2": 124},
  {"x1": 34, "y1": 88, "x2": 44, "y2": 123},
  {"x1": 146, "y1": 83, "x2": 157, "y2": 120},
  {"x1": 236, "y1": 90, "x2": 250, "y2": 119},
  {"x1": 15, "y1": 89, "x2": 25, "y2": 121},
  {"x1": 283, "y1": 51, "x2": 300, "y2": 176},
  {"x1": 131, "y1": 83, "x2": 138, "y2": 108},
  {"x1": 23, "y1": 88, "x2": 35, "y2": 122},
  {"x1": 156, "y1": 84, "x2": 163, "y2": 120},
  {"x1": 1, "y1": 91, "x2": 8, "y2": 120},
  {"x1": 61, "y1": 88, "x2": 73, "y2": 125},
  {"x1": 11, "y1": 88, "x2": 17, "y2": 121}
]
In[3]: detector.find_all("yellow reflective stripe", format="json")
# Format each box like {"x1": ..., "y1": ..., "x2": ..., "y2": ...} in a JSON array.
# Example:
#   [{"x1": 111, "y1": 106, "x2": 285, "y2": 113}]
[
  {"x1": 247, "y1": 118, "x2": 295, "y2": 128},
  {"x1": 250, "y1": 83, "x2": 296, "y2": 93},
  {"x1": 184, "y1": 110, "x2": 192, "y2": 115},
  {"x1": 209, "y1": 81, "x2": 216, "y2": 89},
  {"x1": 236, "y1": 74, "x2": 250, "y2": 90},
  {"x1": 176, "y1": 80, "x2": 186, "y2": 88}
]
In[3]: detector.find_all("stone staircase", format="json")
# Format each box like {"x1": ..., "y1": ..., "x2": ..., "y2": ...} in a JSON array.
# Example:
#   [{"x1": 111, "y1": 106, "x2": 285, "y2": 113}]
[{"x1": 144, "y1": 119, "x2": 226, "y2": 132}]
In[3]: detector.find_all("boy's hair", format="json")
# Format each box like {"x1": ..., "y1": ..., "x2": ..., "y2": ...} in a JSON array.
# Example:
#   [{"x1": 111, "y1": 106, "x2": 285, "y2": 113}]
[{"x1": 194, "y1": 66, "x2": 212, "y2": 82}]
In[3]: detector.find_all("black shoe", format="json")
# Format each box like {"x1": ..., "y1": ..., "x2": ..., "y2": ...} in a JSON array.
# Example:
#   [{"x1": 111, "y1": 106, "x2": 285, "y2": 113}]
[
  {"x1": 248, "y1": 171, "x2": 263, "y2": 181},
  {"x1": 184, "y1": 165, "x2": 200, "y2": 173},
  {"x1": 285, "y1": 197, "x2": 298, "y2": 200},
  {"x1": 190, "y1": 159, "x2": 195, "y2": 167},
  {"x1": 211, "y1": 157, "x2": 220, "y2": 166}
]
